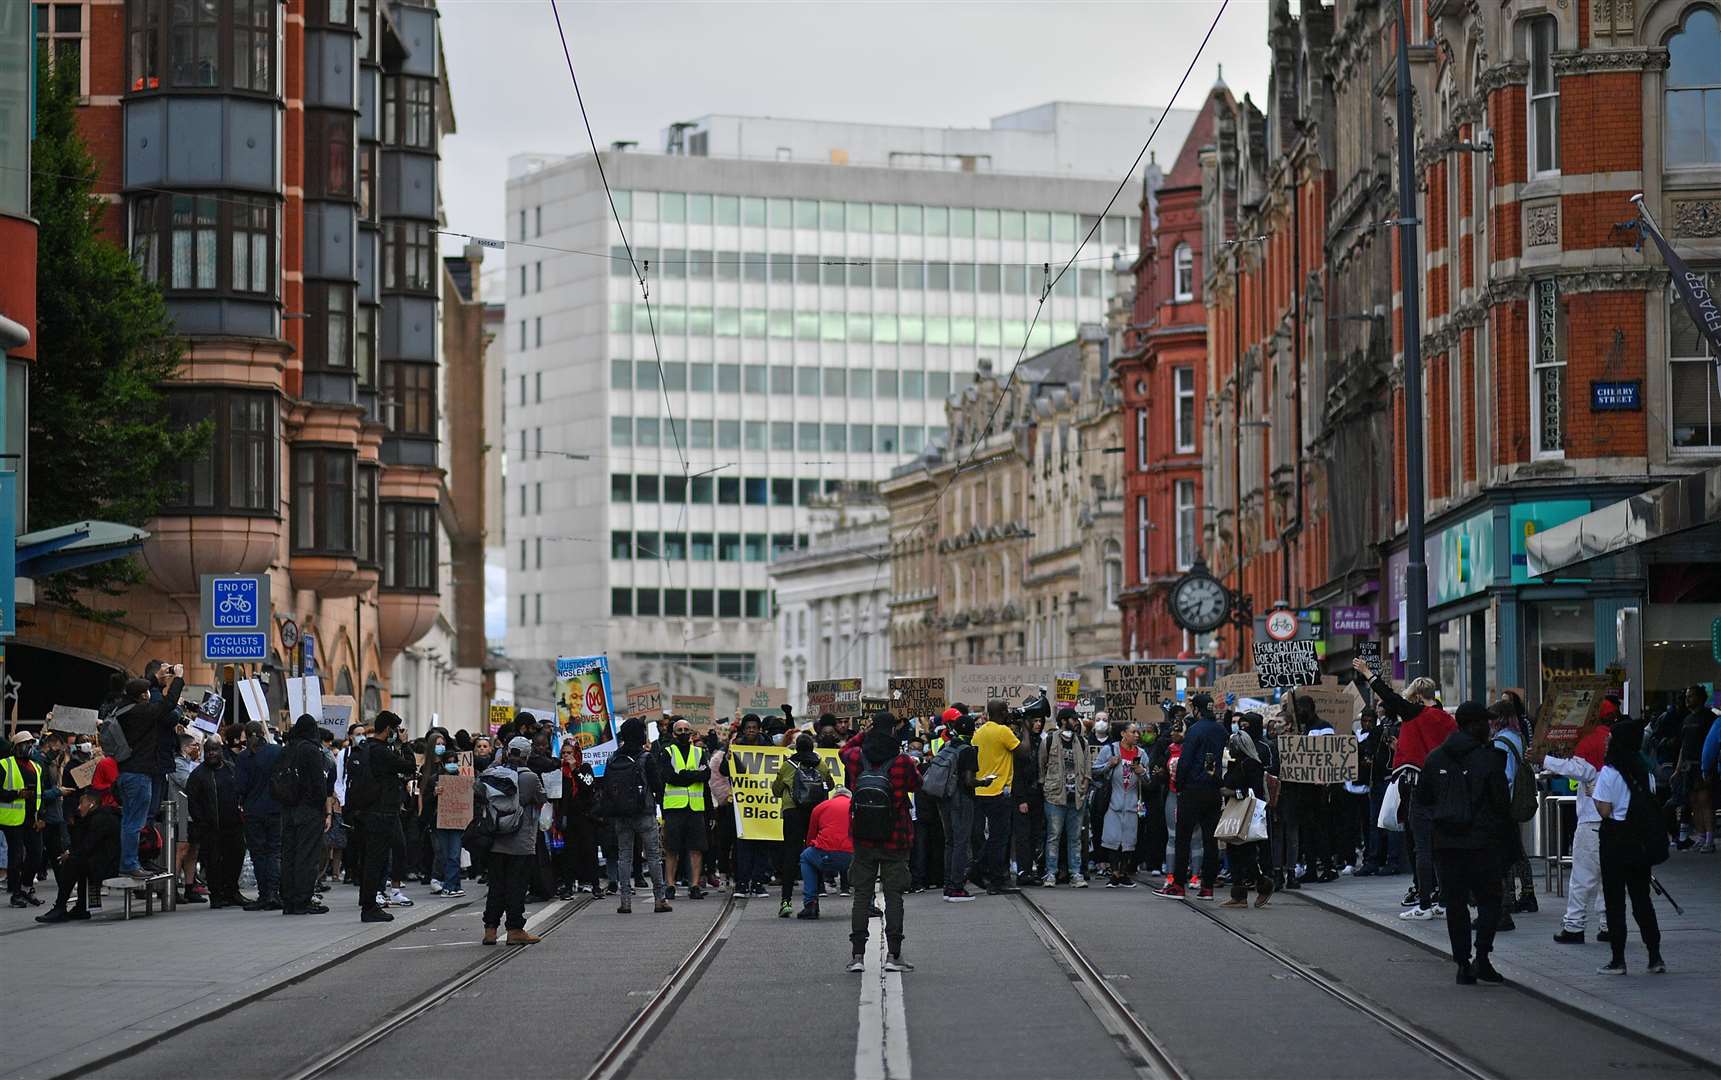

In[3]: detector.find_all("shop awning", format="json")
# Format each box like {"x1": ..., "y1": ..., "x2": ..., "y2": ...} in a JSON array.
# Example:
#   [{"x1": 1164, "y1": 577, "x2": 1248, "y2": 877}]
[
  {"x1": 15, "y1": 521, "x2": 151, "y2": 578},
  {"x1": 1524, "y1": 465, "x2": 1721, "y2": 581}
]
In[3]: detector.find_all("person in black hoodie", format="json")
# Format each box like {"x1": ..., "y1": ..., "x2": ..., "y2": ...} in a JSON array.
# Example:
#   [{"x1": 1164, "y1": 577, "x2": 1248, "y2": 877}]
[
  {"x1": 187, "y1": 737, "x2": 247, "y2": 907},
  {"x1": 355, "y1": 712, "x2": 418, "y2": 922},
  {"x1": 1416, "y1": 701, "x2": 1511, "y2": 985},
  {"x1": 280, "y1": 715, "x2": 331, "y2": 915},
  {"x1": 1159, "y1": 694, "x2": 1226, "y2": 899},
  {"x1": 36, "y1": 788, "x2": 120, "y2": 923}
]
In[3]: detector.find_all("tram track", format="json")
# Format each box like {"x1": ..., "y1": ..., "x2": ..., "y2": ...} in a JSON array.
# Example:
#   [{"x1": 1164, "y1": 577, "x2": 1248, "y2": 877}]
[
  {"x1": 286, "y1": 895, "x2": 594, "y2": 1080},
  {"x1": 582, "y1": 891, "x2": 740, "y2": 1080}
]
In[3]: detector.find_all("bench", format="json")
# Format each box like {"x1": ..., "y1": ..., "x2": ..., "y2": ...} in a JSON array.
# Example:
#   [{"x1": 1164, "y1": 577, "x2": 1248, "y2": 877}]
[{"x1": 100, "y1": 874, "x2": 177, "y2": 919}]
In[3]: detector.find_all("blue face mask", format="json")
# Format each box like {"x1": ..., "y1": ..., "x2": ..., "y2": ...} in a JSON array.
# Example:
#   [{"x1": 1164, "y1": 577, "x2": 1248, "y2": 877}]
[{"x1": 434, "y1": 744, "x2": 446, "y2": 756}]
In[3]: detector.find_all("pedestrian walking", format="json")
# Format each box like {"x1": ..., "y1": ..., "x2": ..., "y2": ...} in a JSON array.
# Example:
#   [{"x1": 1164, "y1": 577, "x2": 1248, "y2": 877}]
[
  {"x1": 841, "y1": 711, "x2": 920, "y2": 973},
  {"x1": 1416, "y1": 701, "x2": 1510, "y2": 985}
]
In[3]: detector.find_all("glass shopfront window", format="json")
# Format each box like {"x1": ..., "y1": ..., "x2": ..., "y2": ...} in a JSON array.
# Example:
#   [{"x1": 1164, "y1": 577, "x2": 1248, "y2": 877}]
[{"x1": 1531, "y1": 598, "x2": 1595, "y2": 704}]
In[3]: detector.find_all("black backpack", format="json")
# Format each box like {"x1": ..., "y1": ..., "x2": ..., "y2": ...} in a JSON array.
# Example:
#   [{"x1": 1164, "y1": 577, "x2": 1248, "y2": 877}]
[
  {"x1": 269, "y1": 748, "x2": 306, "y2": 806},
  {"x1": 850, "y1": 756, "x2": 895, "y2": 843},
  {"x1": 343, "y1": 743, "x2": 380, "y2": 812},
  {"x1": 595, "y1": 753, "x2": 650, "y2": 819},
  {"x1": 1431, "y1": 753, "x2": 1480, "y2": 830},
  {"x1": 790, "y1": 760, "x2": 828, "y2": 808},
  {"x1": 919, "y1": 741, "x2": 961, "y2": 800},
  {"x1": 1618, "y1": 770, "x2": 1669, "y2": 867}
]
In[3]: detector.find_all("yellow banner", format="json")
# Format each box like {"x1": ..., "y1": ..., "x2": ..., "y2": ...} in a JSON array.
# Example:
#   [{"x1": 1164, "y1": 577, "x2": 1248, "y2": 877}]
[{"x1": 725, "y1": 745, "x2": 845, "y2": 841}]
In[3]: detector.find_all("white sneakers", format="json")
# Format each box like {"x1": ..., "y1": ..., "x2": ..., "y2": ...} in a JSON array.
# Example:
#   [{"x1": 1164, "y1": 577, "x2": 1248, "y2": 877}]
[
  {"x1": 387, "y1": 887, "x2": 413, "y2": 907},
  {"x1": 1042, "y1": 876, "x2": 1058, "y2": 888},
  {"x1": 1072, "y1": 876, "x2": 1089, "y2": 888},
  {"x1": 1399, "y1": 905, "x2": 1435, "y2": 920}
]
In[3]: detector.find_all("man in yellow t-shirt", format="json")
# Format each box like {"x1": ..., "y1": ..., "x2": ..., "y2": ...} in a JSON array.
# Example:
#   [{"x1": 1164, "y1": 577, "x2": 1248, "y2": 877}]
[{"x1": 972, "y1": 700, "x2": 1021, "y2": 893}]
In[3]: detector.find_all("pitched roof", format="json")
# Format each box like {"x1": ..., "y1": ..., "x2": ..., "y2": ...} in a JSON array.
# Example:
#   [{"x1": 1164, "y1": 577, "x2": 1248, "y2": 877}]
[{"x1": 1162, "y1": 86, "x2": 1226, "y2": 191}]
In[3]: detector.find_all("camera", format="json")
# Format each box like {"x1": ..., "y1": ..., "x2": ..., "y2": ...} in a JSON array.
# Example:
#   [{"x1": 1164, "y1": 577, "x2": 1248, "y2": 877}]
[{"x1": 1009, "y1": 689, "x2": 1052, "y2": 723}]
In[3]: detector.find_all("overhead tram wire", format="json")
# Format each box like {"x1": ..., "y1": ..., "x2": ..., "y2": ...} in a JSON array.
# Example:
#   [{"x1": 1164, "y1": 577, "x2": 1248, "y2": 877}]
[
  {"x1": 546, "y1": 0, "x2": 686, "y2": 479},
  {"x1": 829, "y1": 0, "x2": 1230, "y2": 680}
]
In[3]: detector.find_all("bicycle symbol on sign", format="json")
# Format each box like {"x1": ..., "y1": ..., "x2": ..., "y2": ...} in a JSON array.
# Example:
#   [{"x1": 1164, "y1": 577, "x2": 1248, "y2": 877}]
[{"x1": 218, "y1": 594, "x2": 254, "y2": 615}]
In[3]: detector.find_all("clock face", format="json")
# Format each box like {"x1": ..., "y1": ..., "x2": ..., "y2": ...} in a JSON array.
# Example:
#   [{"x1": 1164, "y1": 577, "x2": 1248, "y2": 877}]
[{"x1": 1172, "y1": 574, "x2": 1231, "y2": 632}]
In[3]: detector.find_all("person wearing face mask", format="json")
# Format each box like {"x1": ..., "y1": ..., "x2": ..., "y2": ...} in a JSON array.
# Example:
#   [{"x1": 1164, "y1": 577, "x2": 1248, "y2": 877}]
[
  {"x1": 656, "y1": 717, "x2": 711, "y2": 902},
  {"x1": 187, "y1": 737, "x2": 248, "y2": 907},
  {"x1": 726, "y1": 714, "x2": 773, "y2": 897},
  {"x1": 1040, "y1": 708, "x2": 1092, "y2": 887},
  {"x1": 420, "y1": 729, "x2": 465, "y2": 899},
  {"x1": 352, "y1": 712, "x2": 417, "y2": 922}
]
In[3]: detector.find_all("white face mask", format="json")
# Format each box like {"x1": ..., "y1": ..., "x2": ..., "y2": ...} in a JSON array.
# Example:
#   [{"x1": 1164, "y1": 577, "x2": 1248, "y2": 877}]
[{"x1": 78, "y1": 743, "x2": 93, "y2": 754}]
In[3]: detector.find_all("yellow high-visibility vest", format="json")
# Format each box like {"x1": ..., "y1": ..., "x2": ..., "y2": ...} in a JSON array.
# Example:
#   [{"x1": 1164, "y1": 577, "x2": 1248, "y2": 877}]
[
  {"x1": 663, "y1": 744, "x2": 706, "y2": 811},
  {"x1": 0, "y1": 757, "x2": 28, "y2": 827}
]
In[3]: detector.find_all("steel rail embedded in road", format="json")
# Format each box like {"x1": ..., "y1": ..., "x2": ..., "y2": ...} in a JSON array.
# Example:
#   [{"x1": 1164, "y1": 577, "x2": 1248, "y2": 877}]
[
  {"x1": 1016, "y1": 891, "x2": 1191, "y2": 1080},
  {"x1": 583, "y1": 892, "x2": 740, "y2": 1080},
  {"x1": 1176, "y1": 897, "x2": 1500, "y2": 1080},
  {"x1": 285, "y1": 896, "x2": 592, "y2": 1080}
]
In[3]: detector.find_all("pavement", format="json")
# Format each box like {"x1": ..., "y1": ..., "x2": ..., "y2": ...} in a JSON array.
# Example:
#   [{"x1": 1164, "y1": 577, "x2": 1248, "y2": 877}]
[
  {"x1": 1, "y1": 878, "x2": 459, "y2": 1080},
  {"x1": 1291, "y1": 848, "x2": 1721, "y2": 1064}
]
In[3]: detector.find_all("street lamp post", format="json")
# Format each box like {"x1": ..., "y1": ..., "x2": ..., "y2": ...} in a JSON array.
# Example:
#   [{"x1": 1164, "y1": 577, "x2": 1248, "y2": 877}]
[{"x1": 1393, "y1": 0, "x2": 1430, "y2": 678}]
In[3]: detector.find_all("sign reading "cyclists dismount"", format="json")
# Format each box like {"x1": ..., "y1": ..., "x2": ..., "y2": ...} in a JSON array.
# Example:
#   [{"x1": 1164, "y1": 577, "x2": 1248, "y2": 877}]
[{"x1": 200, "y1": 574, "x2": 271, "y2": 663}]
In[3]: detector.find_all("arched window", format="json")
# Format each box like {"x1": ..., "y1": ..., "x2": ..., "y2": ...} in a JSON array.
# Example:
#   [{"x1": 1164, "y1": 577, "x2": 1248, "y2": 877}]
[
  {"x1": 1173, "y1": 243, "x2": 1195, "y2": 301},
  {"x1": 1666, "y1": 6, "x2": 1721, "y2": 166}
]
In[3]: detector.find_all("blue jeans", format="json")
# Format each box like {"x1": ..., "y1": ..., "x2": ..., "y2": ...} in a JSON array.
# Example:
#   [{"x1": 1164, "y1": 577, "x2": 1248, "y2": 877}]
[
  {"x1": 1044, "y1": 801, "x2": 1084, "y2": 878},
  {"x1": 434, "y1": 828, "x2": 463, "y2": 891},
  {"x1": 117, "y1": 772, "x2": 155, "y2": 872},
  {"x1": 800, "y1": 846, "x2": 852, "y2": 906}
]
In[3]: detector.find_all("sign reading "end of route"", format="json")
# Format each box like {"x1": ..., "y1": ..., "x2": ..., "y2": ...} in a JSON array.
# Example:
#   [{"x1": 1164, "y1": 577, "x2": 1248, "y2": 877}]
[{"x1": 200, "y1": 575, "x2": 271, "y2": 663}]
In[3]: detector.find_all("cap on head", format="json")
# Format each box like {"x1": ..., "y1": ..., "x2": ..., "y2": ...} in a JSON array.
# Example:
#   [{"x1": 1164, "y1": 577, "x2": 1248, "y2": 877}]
[{"x1": 507, "y1": 736, "x2": 533, "y2": 756}]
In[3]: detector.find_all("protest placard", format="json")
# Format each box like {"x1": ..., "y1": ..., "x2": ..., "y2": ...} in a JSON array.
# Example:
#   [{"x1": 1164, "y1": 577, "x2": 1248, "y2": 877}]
[
  {"x1": 70, "y1": 756, "x2": 102, "y2": 789},
  {"x1": 672, "y1": 695, "x2": 715, "y2": 727},
  {"x1": 457, "y1": 751, "x2": 475, "y2": 777},
  {"x1": 555, "y1": 655, "x2": 617, "y2": 752},
  {"x1": 540, "y1": 768, "x2": 563, "y2": 799},
  {"x1": 1253, "y1": 640, "x2": 1320, "y2": 688},
  {"x1": 1356, "y1": 640, "x2": 1383, "y2": 678},
  {"x1": 627, "y1": 684, "x2": 664, "y2": 724},
  {"x1": 861, "y1": 696, "x2": 890, "y2": 723},
  {"x1": 435, "y1": 774, "x2": 475, "y2": 829},
  {"x1": 951, "y1": 665, "x2": 1055, "y2": 707},
  {"x1": 889, "y1": 677, "x2": 947, "y2": 720},
  {"x1": 51, "y1": 705, "x2": 100, "y2": 736},
  {"x1": 1054, "y1": 673, "x2": 1081, "y2": 711},
  {"x1": 1277, "y1": 734, "x2": 1360, "y2": 783},
  {"x1": 1101, "y1": 663, "x2": 1180, "y2": 728},
  {"x1": 1215, "y1": 673, "x2": 1258, "y2": 699},
  {"x1": 193, "y1": 692, "x2": 225, "y2": 735},
  {"x1": 724, "y1": 745, "x2": 846, "y2": 841},
  {"x1": 1290, "y1": 684, "x2": 1355, "y2": 729},
  {"x1": 806, "y1": 678, "x2": 863, "y2": 719},
  {"x1": 1532, "y1": 674, "x2": 1613, "y2": 755},
  {"x1": 319, "y1": 695, "x2": 354, "y2": 740},
  {"x1": 237, "y1": 678, "x2": 269, "y2": 726},
  {"x1": 487, "y1": 702, "x2": 514, "y2": 734},
  {"x1": 736, "y1": 686, "x2": 788, "y2": 717}
]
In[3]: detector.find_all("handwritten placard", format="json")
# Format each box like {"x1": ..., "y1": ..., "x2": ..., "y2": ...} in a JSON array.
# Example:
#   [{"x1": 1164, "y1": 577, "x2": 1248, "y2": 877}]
[
  {"x1": 736, "y1": 686, "x2": 788, "y2": 716},
  {"x1": 1102, "y1": 663, "x2": 1179, "y2": 728},
  {"x1": 1277, "y1": 734, "x2": 1360, "y2": 783},
  {"x1": 950, "y1": 665, "x2": 1055, "y2": 708},
  {"x1": 889, "y1": 677, "x2": 947, "y2": 720},
  {"x1": 1253, "y1": 640, "x2": 1320, "y2": 688},
  {"x1": 671, "y1": 695, "x2": 714, "y2": 727},
  {"x1": 1532, "y1": 674, "x2": 1612, "y2": 755},
  {"x1": 806, "y1": 678, "x2": 863, "y2": 719},
  {"x1": 435, "y1": 774, "x2": 475, "y2": 830}
]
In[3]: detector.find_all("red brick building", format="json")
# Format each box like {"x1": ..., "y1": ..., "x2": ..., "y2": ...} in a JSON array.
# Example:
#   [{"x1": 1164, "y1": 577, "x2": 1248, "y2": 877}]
[
  {"x1": 1202, "y1": 0, "x2": 1721, "y2": 708},
  {"x1": 1117, "y1": 89, "x2": 1228, "y2": 660}
]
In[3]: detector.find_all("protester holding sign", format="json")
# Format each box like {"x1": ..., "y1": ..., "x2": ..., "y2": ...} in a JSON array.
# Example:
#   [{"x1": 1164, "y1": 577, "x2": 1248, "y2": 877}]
[{"x1": 1353, "y1": 657, "x2": 1454, "y2": 921}]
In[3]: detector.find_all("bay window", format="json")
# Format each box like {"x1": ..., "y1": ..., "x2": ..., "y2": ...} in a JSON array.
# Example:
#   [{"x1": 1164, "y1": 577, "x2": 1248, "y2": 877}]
[
  {"x1": 383, "y1": 221, "x2": 433, "y2": 291},
  {"x1": 128, "y1": 0, "x2": 279, "y2": 95},
  {"x1": 381, "y1": 501, "x2": 437, "y2": 591},
  {"x1": 381, "y1": 361, "x2": 435, "y2": 436},
  {"x1": 355, "y1": 305, "x2": 378, "y2": 388},
  {"x1": 292, "y1": 446, "x2": 356, "y2": 554},
  {"x1": 305, "y1": 283, "x2": 354, "y2": 372},
  {"x1": 164, "y1": 388, "x2": 278, "y2": 515},
  {"x1": 383, "y1": 74, "x2": 435, "y2": 150},
  {"x1": 305, "y1": 112, "x2": 356, "y2": 200},
  {"x1": 130, "y1": 192, "x2": 279, "y2": 298},
  {"x1": 356, "y1": 464, "x2": 379, "y2": 565}
]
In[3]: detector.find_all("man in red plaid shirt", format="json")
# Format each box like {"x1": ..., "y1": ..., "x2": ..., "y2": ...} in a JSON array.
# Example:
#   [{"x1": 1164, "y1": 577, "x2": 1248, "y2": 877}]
[{"x1": 840, "y1": 712, "x2": 920, "y2": 973}]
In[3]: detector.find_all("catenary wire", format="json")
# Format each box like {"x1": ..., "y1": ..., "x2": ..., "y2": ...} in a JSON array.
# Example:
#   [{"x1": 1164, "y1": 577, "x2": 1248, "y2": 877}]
[{"x1": 827, "y1": 0, "x2": 1231, "y2": 681}]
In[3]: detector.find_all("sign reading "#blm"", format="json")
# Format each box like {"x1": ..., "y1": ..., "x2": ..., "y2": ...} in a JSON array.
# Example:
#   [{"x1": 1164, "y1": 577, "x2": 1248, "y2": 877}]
[
  {"x1": 1253, "y1": 640, "x2": 1320, "y2": 688},
  {"x1": 1102, "y1": 663, "x2": 1180, "y2": 729}
]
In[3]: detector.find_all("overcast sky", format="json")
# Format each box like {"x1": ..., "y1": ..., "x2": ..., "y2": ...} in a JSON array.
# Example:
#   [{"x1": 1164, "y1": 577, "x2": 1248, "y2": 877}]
[{"x1": 438, "y1": 0, "x2": 1272, "y2": 291}]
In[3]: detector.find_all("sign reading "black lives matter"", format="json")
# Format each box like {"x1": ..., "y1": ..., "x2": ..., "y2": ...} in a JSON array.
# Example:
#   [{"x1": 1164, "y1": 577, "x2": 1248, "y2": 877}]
[{"x1": 1253, "y1": 640, "x2": 1320, "y2": 688}]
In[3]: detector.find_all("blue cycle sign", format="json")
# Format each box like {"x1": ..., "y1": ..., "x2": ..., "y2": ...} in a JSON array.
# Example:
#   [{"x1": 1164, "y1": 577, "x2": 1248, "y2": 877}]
[{"x1": 200, "y1": 574, "x2": 271, "y2": 663}]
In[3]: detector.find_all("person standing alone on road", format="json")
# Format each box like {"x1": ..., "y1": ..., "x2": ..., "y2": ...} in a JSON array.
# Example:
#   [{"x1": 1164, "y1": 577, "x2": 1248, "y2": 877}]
[
  {"x1": 1416, "y1": 701, "x2": 1510, "y2": 985},
  {"x1": 842, "y1": 711, "x2": 920, "y2": 973}
]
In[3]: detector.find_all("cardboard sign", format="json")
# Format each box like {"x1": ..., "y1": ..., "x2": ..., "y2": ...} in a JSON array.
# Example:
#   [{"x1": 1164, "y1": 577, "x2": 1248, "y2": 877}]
[
  {"x1": 70, "y1": 756, "x2": 103, "y2": 789},
  {"x1": 488, "y1": 703, "x2": 515, "y2": 732},
  {"x1": 672, "y1": 695, "x2": 714, "y2": 726},
  {"x1": 1532, "y1": 674, "x2": 1613, "y2": 755},
  {"x1": 1216, "y1": 673, "x2": 1258, "y2": 698},
  {"x1": 1101, "y1": 663, "x2": 1180, "y2": 729},
  {"x1": 806, "y1": 678, "x2": 863, "y2": 719},
  {"x1": 736, "y1": 686, "x2": 788, "y2": 716},
  {"x1": 1253, "y1": 640, "x2": 1320, "y2": 688},
  {"x1": 890, "y1": 677, "x2": 947, "y2": 720},
  {"x1": 457, "y1": 751, "x2": 475, "y2": 777},
  {"x1": 627, "y1": 684, "x2": 664, "y2": 724},
  {"x1": 861, "y1": 696, "x2": 890, "y2": 724},
  {"x1": 1355, "y1": 640, "x2": 1383, "y2": 678},
  {"x1": 951, "y1": 665, "x2": 1055, "y2": 708},
  {"x1": 1054, "y1": 673, "x2": 1081, "y2": 711},
  {"x1": 435, "y1": 774, "x2": 475, "y2": 830},
  {"x1": 51, "y1": 705, "x2": 100, "y2": 736},
  {"x1": 1277, "y1": 734, "x2": 1360, "y2": 783},
  {"x1": 319, "y1": 696, "x2": 354, "y2": 740},
  {"x1": 1291, "y1": 685, "x2": 1355, "y2": 729}
]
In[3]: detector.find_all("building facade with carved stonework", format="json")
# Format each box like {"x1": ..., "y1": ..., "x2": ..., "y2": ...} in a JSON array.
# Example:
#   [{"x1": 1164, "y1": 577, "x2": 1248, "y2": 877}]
[{"x1": 1201, "y1": 0, "x2": 1721, "y2": 715}]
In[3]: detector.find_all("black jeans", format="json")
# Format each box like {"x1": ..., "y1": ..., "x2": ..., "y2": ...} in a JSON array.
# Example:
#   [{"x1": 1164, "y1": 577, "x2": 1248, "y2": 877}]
[
  {"x1": 51, "y1": 851, "x2": 98, "y2": 911},
  {"x1": 484, "y1": 851, "x2": 533, "y2": 930},
  {"x1": 849, "y1": 847, "x2": 909, "y2": 957},
  {"x1": 208, "y1": 824, "x2": 245, "y2": 900},
  {"x1": 1173, "y1": 787, "x2": 1222, "y2": 887},
  {"x1": 779, "y1": 807, "x2": 810, "y2": 901},
  {"x1": 1228, "y1": 839, "x2": 1273, "y2": 900},
  {"x1": 357, "y1": 810, "x2": 404, "y2": 912},
  {"x1": 1013, "y1": 794, "x2": 1046, "y2": 880},
  {"x1": 973, "y1": 794, "x2": 1012, "y2": 888},
  {"x1": 938, "y1": 794, "x2": 973, "y2": 889},
  {"x1": 243, "y1": 812, "x2": 282, "y2": 902},
  {"x1": 3, "y1": 824, "x2": 34, "y2": 895},
  {"x1": 280, "y1": 805, "x2": 324, "y2": 911},
  {"x1": 1600, "y1": 821, "x2": 1661, "y2": 965},
  {"x1": 1433, "y1": 846, "x2": 1502, "y2": 965}
]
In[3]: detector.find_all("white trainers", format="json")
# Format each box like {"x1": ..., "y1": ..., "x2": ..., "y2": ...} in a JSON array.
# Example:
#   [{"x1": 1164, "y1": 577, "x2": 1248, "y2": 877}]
[
  {"x1": 388, "y1": 887, "x2": 414, "y2": 907},
  {"x1": 1431, "y1": 904, "x2": 1447, "y2": 917},
  {"x1": 1072, "y1": 876, "x2": 1089, "y2": 889},
  {"x1": 1041, "y1": 876, "x2": 1057, "y2": 888},
  {"x1": 1399, "y1": 905, "x2": 1434, "y2": 920}
]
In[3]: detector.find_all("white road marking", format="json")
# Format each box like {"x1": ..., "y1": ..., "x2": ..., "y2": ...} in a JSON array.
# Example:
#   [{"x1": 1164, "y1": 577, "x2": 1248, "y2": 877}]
[
  {"x1": 389, "y1": 941, "x2": 481, "y2": 951},
  {"x1": 854, "y1": 918, "x2": 912, "y2": 1079}
]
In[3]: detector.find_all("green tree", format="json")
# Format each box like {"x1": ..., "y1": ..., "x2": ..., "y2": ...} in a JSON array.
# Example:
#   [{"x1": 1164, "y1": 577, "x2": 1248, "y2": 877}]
[{"x1": 28, "y1": 58, "x2": 208, "y2": 609}]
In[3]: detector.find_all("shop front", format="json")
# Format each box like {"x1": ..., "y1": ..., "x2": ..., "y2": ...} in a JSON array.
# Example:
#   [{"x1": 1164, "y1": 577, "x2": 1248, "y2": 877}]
[
  {"x1": 1382, "y1": 494, "x2": 1647, "y2": 714},
  {"x1": 1526, "y1": 465, "x2": 1721, "y2": 720}
]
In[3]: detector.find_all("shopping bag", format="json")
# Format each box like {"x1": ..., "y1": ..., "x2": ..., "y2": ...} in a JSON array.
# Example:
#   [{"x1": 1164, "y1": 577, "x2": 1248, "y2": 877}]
[
  {"x1": 1377, "y1": 779, "x2": 1405, "y2": 833},
  {"x1": 1245, "y1": 798, "x2": 1269, "y2": 842},
  {"x1": 1215, "y1": 793, "x2": 1255, "y2": 843}
]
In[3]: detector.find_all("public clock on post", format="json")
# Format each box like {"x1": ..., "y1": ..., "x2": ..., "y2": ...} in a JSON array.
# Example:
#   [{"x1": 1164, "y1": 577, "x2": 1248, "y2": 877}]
[{"x1": 1169, "y1": 560, "x2": 1232, "y2": 633}]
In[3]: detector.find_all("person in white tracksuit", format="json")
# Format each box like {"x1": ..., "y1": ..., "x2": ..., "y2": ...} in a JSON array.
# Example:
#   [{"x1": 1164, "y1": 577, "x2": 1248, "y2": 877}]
[{"x1": 1540, "y1": 750, "x2": 1609, "y2": 944}]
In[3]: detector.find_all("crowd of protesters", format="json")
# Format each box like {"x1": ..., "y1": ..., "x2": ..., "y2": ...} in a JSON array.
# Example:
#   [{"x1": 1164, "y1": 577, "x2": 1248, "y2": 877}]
[{"x1": 3, "y1": 659, "x2": 1714, "y2": 981}]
